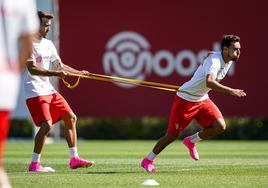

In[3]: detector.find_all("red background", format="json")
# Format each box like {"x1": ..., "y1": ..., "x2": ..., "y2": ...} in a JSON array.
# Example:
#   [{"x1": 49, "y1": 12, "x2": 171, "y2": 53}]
[{"x1": 58, "y1": 0, "x2": 268, "y2": 117}]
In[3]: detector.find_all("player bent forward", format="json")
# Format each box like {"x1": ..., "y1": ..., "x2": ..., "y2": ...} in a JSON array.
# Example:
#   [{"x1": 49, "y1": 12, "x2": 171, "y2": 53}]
[
  {"x1": 141, "y1": 35, "x2": 246, "y2": 172},
  {"x1": 24, "y1": 11, "x2": 94, "y2": 172}
]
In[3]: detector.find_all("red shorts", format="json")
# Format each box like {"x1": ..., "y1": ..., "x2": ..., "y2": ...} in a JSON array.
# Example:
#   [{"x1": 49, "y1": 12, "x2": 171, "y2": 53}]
[
  {"x1": 26, "y1": 93, "x2": 72, "y2": 127},
  {"x1": 168, "y1": 96, "x2": 223, "y2": 134},
  {"x1": 0, "y1": 111, "x2": 10, "y2": 141}
]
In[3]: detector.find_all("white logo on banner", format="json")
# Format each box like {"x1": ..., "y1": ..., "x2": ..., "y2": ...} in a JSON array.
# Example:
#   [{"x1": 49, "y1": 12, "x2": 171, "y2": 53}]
[
  {"x1": 103, "y1": 31, "x2": 234, "y2": 88},
  {"x1": 103, "y1": 31, "x2": 152, "y2": 88}
]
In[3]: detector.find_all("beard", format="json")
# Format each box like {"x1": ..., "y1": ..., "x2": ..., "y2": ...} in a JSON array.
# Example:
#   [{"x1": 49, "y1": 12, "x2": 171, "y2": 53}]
[
  {"x1": 228, "y1": 53, "x2": 239, "y2": 61},
  {"x1": 40, "y1": 31, "x2": 48, "y2": 38},
  {"x1": 231, "y1": 57, "x2": 238, "y2": 61},
  {"x1": 44, "y1": 32, "x2": 48, "y2": 38}
]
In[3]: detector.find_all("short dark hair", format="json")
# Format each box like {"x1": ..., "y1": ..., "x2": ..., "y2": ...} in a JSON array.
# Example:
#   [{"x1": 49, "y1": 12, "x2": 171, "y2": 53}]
[
  {"x1": 221, "y1": 35, "x2": 240, "y2": 50},
  {"x1": 37, "y1": 10, "x2": 53, "y2": 23}
]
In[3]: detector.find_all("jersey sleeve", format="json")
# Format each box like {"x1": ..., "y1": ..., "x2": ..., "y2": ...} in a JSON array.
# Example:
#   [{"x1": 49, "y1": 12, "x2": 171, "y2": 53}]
[
  {"x1": 27, "y1": 54, "x2": 35, "y2": 62},
  {"x1": 204, "y1": 58, "x2": 221, "y2": 77}
]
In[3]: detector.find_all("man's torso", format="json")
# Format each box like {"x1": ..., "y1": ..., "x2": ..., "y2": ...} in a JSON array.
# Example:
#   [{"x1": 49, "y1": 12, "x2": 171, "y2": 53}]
[
  {"x1": 24, "y1": 38, "x2": 59, "y2": 99},
  {"x1": 177, "y1": 52, "x2": 233, "y2": 102}
]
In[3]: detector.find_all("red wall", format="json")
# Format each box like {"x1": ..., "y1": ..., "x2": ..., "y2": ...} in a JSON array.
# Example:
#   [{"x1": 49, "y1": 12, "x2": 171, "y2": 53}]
[{"x1": 58, "y1": 0, "x2": 268, "y2": 117}]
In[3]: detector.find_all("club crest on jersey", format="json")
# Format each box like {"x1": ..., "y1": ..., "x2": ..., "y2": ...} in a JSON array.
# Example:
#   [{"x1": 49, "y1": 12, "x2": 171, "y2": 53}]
[{"x1": 35, "y1": 56, "x2": 42, "y2": 63}]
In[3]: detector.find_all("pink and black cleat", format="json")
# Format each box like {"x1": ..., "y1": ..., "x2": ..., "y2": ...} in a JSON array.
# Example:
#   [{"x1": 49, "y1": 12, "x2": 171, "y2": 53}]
[
  {"x1": 141, "y1": 157, "x2": 156, "y2": 173},
  {"x1": 69, "y1": 157, "x2": 95, "y2": 169},
  {"x1": 183, "y1": 136, "x2": 199, "y2": 160}
]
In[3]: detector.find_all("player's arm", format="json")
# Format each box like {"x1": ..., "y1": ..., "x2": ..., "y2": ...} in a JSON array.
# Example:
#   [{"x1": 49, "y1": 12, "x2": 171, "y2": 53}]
[
  {"x1": 206, "y1": 74, "x2": 246, "y2": 97},
  {"x1": 18, "y1": 33, "x2": 36, "y2": 70},
  {"x1": 53, "y1": 59, "x2": 90, "y2": 76},
  {"x1": 26, "y1": 59, "x2": 67, "y2": 78}
]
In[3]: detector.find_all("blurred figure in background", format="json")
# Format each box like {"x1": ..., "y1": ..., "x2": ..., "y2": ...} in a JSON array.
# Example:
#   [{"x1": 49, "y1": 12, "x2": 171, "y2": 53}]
[
  {"x1": 24, "y1": 10, "x2": 94, "y2": 172},
  {"x1": 0, "y1": 0, "x2": 38, "y2": 187},
  {"x1": 141, "y1": 35, "x2": 246, "y2": 173}
]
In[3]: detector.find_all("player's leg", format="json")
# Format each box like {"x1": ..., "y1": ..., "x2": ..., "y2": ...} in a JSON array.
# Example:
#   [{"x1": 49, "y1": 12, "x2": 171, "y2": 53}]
[
  {"x1": 0, "y1": 111, "x2": 9, "y2": 167},
  {"x1": 153, "y1": 133, "x2": 178, "y2": 155},
  {"x1": 183, "y1": 117, "x2": 225, "y2": 161},
  {"x1": 61, "y1": 111, "x2": 77, "y2": 148},
  {"x1": 141, "y1": 132, "x2": 178, "y2": 173},
  {"x1": 141, "y1": 96, "x2": 192, "y2": 172},
  {"x1": 0, "y1": 167, "x2": 12, "y2": 188},
  {"x1": 53, "y1": 93, "x2": 94, "y2": 169},
  {"x1": 28, "y1": 120, "x2": 52, "y2": 172},
  {"x1": 33, "y1": 121, "x2": 53, "y2": 154},
  {"x1": 0, "y1": 111, "x2": 12, "y2": 188},
  {"x1": 198, "y1": 117, "x2": 226, "y2": 139},
  {"x1": 183, "y1": 99, "x2": 223, "y2": 160},
  {"x1": 26, "y1": 96, "x2": 52, "y2": 172},
  {"x1": 61, "y1": 111, "x2": 95, "y2": 169}
]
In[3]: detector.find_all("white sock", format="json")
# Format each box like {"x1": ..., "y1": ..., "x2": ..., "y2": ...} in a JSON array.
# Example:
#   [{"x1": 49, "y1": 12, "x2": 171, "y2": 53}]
[
  {"x1": 147, "y1": 151, "x2": 156, "y2": 161},
  {"x1": 69, "y1": 147, "x2": 79, "y2": 158},
  {"x1": 32, "y1": 152, "x2": 41, "y2": 163},
  {"x1": 190, "y1": 132, "x2": 202, "y2": 143}
]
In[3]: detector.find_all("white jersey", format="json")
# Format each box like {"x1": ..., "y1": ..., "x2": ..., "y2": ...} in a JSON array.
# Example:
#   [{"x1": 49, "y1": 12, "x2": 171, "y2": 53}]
[
  {"x1": 24, "y1": 38, "x2": 61, "y2": 99},
  {"x1": 177, "y1": 52, "x2": 233, "y2": 102},
  {"x1": 0, "y1": 0, "x2": 38, "y2": 110}
]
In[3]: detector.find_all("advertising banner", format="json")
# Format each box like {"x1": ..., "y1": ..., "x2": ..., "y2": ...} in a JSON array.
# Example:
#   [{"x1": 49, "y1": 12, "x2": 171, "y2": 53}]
[{"x1": 59, "y1": 0, "x2": 268, "y2": 117}]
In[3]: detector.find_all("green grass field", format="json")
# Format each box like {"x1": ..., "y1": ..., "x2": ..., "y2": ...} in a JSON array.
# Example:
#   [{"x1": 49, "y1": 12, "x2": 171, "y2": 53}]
[{"x1": 4, "y1": 140, "x2": 268, "y2": 188}]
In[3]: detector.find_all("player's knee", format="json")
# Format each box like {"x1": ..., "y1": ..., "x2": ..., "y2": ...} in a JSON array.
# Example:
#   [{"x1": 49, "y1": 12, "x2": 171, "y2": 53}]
[
  {"x1": 63, "y1": 112, "x2": 77, "y2": 125},
  {"x1": 70, "y1": 113, "x2": 77, "y2": 124},
  {"x1": 213, "y1": 118, "x2": 226, "y2": 134},
  {"x1": 40, "y1": 121, "x2": 53, "y2": 133},
  {"x1": 215, "y1": 122, "x2": 226, "y2": 134},
  {"x1": 217, "y1": 124, "x2": 226, "y2": 133}
]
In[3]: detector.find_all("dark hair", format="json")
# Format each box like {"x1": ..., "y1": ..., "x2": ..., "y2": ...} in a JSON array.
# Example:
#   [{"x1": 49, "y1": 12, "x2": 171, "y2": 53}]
[
  {"x1": 221, "y1": 35, "x2": 240, "y2": 50},
  {"x1": 37, "y1": 10, "x2": 53, "y2": 23}
]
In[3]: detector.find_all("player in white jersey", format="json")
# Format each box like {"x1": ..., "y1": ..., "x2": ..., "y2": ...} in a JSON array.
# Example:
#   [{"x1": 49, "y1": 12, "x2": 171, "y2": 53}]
[
  {"x1": 24, "y1": 11, "x2": 95, "y2": 172},
  {"x1": 0, "y1": 0, "x2": 38, "y2": 187},
  {"x1": 141, "y1": 35, "x2": 247, "y2": 172}
]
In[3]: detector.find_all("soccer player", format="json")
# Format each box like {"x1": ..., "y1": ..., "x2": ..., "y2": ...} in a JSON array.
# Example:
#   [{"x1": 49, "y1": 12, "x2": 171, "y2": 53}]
[
  {"x1": 141, "y1": 35, "x2": 246, "y2": 172},
  {"x1": 24, "y1": 11, "x2": 94, "y2": 172},
  {"x1": 0, "y1": 0, "x2": 38, "y2": 186}
]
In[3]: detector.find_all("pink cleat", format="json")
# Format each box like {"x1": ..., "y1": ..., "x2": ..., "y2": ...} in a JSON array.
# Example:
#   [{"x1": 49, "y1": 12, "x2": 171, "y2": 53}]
[
  {"x1": 28, "y1": 162, "x2": 48, "y2": 172},
  {"x1": 69, "y1": 157, "x2": 95, "y2": 169},
  {"x1": 141, "y1": 157, "x2": 155, "y2": 173},
  {"x1": 183, "y1": 136, "x2": 199, "y2": 160}
]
